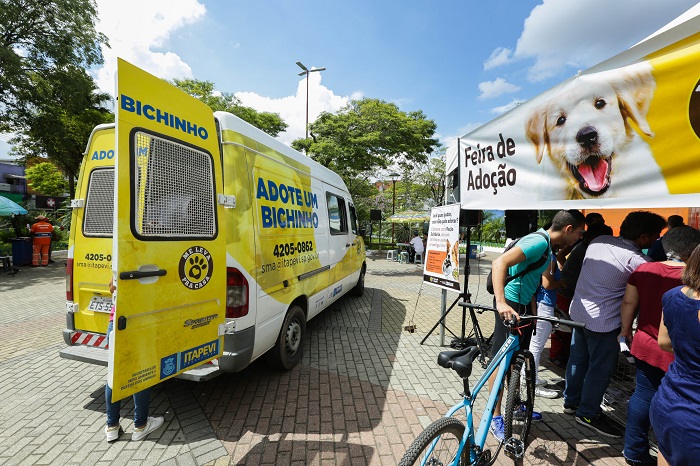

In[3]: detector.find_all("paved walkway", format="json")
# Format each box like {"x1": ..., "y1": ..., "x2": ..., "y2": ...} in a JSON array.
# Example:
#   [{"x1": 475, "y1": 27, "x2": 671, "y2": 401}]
[{"x1": 0, "y1": 251, "x2": 633, "y2": 465}]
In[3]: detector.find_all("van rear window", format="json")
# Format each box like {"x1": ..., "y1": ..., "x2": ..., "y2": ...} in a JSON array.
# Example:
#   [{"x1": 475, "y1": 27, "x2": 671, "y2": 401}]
[
  {"x1": 133, "y1": 131, "x2": 216, "y2": 239},
  {"x1": 83, "y1": 168, "x2": 114, "y2": 237}
]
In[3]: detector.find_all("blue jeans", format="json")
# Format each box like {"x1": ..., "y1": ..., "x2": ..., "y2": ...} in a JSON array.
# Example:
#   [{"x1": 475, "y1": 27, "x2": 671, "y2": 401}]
[
  {"x1": 623, "y1": 358, "x2": 665, "y2": 463},
  {"x1": 563, "y1": 327, "x2": 619, "y2": 418},
  {"x1": 105, "y1": 321, "x2": 150, "y2": 428}
]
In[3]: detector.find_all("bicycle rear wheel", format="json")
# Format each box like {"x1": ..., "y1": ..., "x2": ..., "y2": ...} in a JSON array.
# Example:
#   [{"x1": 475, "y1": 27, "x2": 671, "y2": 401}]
[
  {"x1": 399, "y1": 417, "x2": 469, "y2": 466},
  {"x1": 503, "y1": 352, "x2": 535, "y2": 461}
]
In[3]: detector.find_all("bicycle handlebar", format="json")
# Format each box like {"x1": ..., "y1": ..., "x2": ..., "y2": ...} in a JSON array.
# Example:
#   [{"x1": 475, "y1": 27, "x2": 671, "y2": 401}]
[{"x1": 458, "y1": 301, "x2": 585, "y2": 330}]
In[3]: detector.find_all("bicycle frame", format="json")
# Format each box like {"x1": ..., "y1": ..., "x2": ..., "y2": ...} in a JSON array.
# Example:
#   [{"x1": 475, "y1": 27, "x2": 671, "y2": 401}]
[{"x1": 423, "y1": 330, "x2": 522, "y2": 465}]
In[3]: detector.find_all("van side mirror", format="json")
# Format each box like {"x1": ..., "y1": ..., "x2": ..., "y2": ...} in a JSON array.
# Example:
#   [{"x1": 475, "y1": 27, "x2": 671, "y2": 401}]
[{"x1": 359, "y1": 228, "x2": 366, "y2": 236}]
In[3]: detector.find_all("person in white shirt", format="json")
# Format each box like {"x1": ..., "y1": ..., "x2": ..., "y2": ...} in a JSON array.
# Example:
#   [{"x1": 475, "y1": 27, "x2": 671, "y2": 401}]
[{"x1": 409, "y1": 232, "x2": 424, "y2": 263}]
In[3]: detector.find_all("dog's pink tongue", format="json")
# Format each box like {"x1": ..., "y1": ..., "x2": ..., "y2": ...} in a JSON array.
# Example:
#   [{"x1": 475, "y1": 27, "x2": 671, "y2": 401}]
[{"x1": 578, "y1": 160, "x2": 609, "y2": 192}]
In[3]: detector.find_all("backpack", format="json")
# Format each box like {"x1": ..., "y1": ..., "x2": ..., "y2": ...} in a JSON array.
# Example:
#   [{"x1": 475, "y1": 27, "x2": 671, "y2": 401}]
[{"x1": 485, "y1": 231, "x2": 550, "y2": 294}]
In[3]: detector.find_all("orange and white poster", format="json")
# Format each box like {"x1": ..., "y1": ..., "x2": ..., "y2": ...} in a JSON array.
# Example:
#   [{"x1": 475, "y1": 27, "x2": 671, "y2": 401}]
[{"x1": 423, "y1": 204, "x2": 461, "y2": 291}]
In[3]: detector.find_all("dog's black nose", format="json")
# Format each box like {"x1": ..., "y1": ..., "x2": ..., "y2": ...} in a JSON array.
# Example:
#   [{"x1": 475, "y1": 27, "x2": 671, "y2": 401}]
[{"x1": 577, "y1": 126, "x2": 598, "y2": 148}]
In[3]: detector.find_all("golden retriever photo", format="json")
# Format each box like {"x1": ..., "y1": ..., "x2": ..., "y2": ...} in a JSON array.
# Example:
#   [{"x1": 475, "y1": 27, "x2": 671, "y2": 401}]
[
  {"x1": 525, "y1": 61, "x2": 668, "y2": 200},
  {"x1": 441, "y1": 239, "x2": 460, "y2": 279}
]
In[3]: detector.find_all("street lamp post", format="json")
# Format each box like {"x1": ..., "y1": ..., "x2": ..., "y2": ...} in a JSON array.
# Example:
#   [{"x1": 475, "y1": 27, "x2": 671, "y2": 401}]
[
  {"x1": 296, "y1": 62, "x2": 326, "y2": 140},
  {"x1": 389, "y1": 172, "x2": 399, "y2": 244}
]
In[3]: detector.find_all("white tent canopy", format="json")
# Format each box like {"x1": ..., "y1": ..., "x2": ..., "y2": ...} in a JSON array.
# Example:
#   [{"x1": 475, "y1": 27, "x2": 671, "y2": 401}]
[{"x1": 446, "y1": 6, "x2": 700, "y2": 210}]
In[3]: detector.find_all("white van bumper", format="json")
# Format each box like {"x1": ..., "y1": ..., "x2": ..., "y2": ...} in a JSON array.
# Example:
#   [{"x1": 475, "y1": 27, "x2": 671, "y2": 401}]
[{"x1": 59, "y1": 342, "x2": 223, "y2": 382}]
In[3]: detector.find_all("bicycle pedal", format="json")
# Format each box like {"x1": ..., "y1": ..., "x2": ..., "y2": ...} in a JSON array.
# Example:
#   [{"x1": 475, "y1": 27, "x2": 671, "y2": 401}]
[
  {"x1": 503, "y1": 437, "x2": 525, "y2": 459},
  {"x1": 476, "y1": 449, "x2": 492, "y2": 466}
]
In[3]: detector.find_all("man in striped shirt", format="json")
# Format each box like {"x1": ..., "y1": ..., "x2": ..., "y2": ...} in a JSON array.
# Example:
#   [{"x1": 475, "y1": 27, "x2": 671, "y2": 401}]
[{"x1": 564, "y1": 211, "x2": 667, "y2": 439}]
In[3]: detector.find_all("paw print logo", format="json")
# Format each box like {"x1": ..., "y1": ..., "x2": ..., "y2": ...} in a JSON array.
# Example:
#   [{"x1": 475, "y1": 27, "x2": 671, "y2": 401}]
[
  {"x1": 188, "y1": 256, "x2": 207, "y2": 280},
  {"x1": 179, "y1": 247, "x2": 214, "y2": 290}
]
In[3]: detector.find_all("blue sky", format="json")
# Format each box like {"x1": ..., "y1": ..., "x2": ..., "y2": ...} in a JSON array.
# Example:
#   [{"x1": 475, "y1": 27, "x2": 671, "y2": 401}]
[{"x1": 3, "y1": 0, "x2": 699, "y2": 160}]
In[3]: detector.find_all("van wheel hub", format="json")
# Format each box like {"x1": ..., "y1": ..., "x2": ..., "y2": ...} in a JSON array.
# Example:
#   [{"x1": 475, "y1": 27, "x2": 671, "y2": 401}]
[{"x1": 285, "y1": 321, "x2": 301, "y2": 355}]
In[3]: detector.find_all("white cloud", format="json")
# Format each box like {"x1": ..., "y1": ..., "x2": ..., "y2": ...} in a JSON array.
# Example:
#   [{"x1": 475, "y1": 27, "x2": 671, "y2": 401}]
[
  {"x1": 513, "y1": 0, "x2": 699, "y2": 82},
  {"x1": 91, "y1": 1, "x2": 351, "y2": 147},
  {"x1": 490, "y1": 99, "x2": 526, "y2": 116},
  {"x1": 236, "y1": 71, "x2": 352, "y2": 145},
  {"x1": 484, "y1": 47, "x2": 512, "y2": 70},
  {"x1": 93, "y1": 0, "x2": 207, "y2": 94},
  {"x1": 477, "y1": 78, "x2": 521, "y2": 100},
  {"x1": 439, "y1": 122, "x2": 484, "y2": 148}
]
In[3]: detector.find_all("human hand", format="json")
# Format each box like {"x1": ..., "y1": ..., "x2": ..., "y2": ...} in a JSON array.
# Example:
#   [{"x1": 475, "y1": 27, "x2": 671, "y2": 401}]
[
  {"x1": 496, "y1": 301, "x2": 520, "y2": 323},
  {"x1": 618, "y1": 328, "x2": 632, "y2": 341}
]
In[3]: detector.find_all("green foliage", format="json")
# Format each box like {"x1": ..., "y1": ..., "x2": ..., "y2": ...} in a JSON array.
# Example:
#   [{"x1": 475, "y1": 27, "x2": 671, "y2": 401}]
[
  {"x1": 396, "y1": 155, "x2": 446, "y2": 211},
  {"x1": 343, "y1": 177, "x2": 379, "y2": 226},
  {"x1": 171, "y1": 78, "x2": 288, "y2": 137},
  {"x1": 479, "y1": 211, "x2": 506, "y2": 244},
  {"x1": 25, "y1": 162, "x2": 67, "y2": 195},
  {"x1": 0, "y1": 197, "x2": 70, "y2": 240},
  {"x1": 292, "y1": 98, "x2": 439, "y2": 182},
  {"x1": 9, "y1": 66, "x2": 113, "y2": 197},
  {"x1": 538, "y1": 210, "x2": 558, "y2": 229},
  {"x1": 0, "y1": 0, "x2": 107, "y2": 130}
]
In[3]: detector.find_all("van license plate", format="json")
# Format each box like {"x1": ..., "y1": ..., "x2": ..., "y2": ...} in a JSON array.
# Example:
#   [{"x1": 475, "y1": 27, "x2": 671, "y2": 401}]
[{"x1": 88, "y1": 296, "x2": 113, "y2": 313}]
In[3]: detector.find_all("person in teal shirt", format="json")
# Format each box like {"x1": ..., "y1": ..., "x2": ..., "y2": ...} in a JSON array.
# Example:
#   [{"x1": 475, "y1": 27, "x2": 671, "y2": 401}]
[{"x1": 488, "y1": 209, "x2": 585, "y2": 442}]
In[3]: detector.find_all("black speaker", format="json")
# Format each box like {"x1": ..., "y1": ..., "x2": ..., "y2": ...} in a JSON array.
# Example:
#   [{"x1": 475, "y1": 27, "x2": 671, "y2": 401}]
[
  {"x1": 370, "y1": 209, "x2": 382, "y2": 221},
  {"x1": 505, "y1": 210, "x2": 538, "y2": 238},
  {"x1": 459, "y1": 210, "x2": 482, "y2": 227}
]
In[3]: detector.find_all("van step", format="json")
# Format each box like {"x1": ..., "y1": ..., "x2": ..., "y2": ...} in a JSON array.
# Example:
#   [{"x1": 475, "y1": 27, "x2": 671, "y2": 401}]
[
  {"x1": 60, "y1": 344, "x2": 108, "y2": 366},
  {"x1": 176, "y1": 363, "x2": 222, "y2": 382},
  {"x1": 59, "y1": 345, "x2": 222, "y2": 382}
]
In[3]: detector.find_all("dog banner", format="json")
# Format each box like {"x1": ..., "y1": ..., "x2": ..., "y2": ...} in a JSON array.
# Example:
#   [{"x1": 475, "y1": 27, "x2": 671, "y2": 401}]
[
  {"x1": 423, "y1": 204, "x2": 461, "y2": 291},
  {"x1": 447, "y1": 14, "x2": 700, "y2": 210}
]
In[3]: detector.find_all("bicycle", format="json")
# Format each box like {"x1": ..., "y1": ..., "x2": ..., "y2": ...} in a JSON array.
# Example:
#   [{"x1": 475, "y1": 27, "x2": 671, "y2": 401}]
[{"x1": 399, "y1": 301, "x2": 585, "y2": 466}]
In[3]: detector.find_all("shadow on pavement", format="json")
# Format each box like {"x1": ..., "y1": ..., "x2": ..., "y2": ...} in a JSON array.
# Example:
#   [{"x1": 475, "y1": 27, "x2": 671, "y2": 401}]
[{"x1": 0, "y1": 258, "x2": 67, "y2": 291}]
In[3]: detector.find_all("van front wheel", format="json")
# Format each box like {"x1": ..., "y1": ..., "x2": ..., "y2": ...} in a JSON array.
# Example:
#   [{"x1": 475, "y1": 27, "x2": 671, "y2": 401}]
[{"x1": 266, "y1": 305, "x2": 306, "y2": 370}]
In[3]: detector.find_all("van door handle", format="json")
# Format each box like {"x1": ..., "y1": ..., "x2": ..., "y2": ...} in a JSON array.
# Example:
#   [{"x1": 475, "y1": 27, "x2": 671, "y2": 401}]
[
  {"x1": 345, "y1": 243, "x2": 351, "y2": 248},
  {"x1": 120, "y1": 269, "x2": 167, "y2": 280}
]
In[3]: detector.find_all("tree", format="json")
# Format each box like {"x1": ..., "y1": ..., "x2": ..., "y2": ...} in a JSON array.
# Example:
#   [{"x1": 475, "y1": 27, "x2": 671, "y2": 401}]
[
  {"x1": 0, "y1": 0, "x2": 107, "y2": 129},
  {"x1": 10, "y1": 66, "x2": 113, "y2": 197},
  {"x1": 479, "y1": 211, "x2": 505, "y2": 244},
  {"x1": 343, "y1": 176, "x2": 379, "y2": 227},
  {"x1": 171, "y1": 78, "x2": 288, "y2": 137},
  {"x1": 291, "y1": 98, "x2": 439, "y2": 183},
  {"x1": 25, "y1": 161, "x2": 66, "y2": 195},
  {"x1": 398, "y1": 155, "x2": 446, "y2": 210}
]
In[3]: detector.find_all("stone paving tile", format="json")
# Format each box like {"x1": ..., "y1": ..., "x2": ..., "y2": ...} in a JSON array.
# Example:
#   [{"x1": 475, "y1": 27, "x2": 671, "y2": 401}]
[{"x1": 0, "y1": 252, "x2": 636, "y2": 465}]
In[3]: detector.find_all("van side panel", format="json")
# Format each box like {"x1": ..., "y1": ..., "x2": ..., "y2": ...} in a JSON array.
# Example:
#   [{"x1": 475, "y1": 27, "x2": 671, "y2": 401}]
[{"x1": 220, "y1": 124, "x2": 363, "y2": 362}]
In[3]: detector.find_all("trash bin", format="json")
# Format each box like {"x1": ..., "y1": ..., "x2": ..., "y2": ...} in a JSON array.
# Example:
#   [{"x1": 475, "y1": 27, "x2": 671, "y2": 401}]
[
  {"x1": 10, "y1": 237, "x2": 32, "y2": 266},
  {"x1": 468, "y1": 244, "x2": 478, "y2": 259}
]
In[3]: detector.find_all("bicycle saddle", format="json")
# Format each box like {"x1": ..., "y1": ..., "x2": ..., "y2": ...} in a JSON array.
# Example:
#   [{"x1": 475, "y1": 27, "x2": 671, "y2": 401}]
[{"x1": 437, "y1": 346, "x2": 481, "y2": 379}]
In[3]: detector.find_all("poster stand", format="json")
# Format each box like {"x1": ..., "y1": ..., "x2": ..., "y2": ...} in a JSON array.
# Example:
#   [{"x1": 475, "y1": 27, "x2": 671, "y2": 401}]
[{"x1": 420, "y1": 223, "x2": 490, "y2": 354}]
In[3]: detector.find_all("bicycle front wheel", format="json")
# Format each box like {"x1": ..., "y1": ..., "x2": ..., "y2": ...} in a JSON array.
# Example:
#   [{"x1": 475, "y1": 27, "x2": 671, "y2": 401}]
[
  {"x1": 503, "y1": 352, "x2": 535, "y2": 460},
  {"x1": 399, "y1": 417, "x2": 469, "y2": 466}
]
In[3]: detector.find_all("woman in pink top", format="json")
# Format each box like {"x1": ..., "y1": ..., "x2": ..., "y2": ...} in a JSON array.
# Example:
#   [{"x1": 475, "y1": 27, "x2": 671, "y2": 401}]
[{"x1": 619, "y1": 225, "x2": 700, "y2": 466}]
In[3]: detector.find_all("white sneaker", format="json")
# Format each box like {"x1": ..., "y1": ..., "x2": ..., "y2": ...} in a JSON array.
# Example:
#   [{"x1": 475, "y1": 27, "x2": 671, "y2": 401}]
[
  {"x1": 132, "y1": 416, "x2": 164, "y2": 441},
  {"x1": 105, "y1": 424, "x2": 123, "y2": 443},
  {"x1": 535, "y1": 386, "x2": 559, "y2": 399}
]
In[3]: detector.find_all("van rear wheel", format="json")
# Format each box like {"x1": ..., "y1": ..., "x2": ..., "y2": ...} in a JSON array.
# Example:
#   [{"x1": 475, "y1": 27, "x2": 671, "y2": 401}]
[
  {"x1": 266, "y1": 305, "x2": 306, "y2": 370},
  {"x1": 352, "y1": 268, "x2": 365, "y2": 297}
]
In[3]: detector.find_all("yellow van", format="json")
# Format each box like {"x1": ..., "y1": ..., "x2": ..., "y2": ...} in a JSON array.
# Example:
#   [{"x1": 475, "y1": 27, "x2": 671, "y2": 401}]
[{"x1": 60, "y1": 59, "x2": 366, "y2": 401}]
